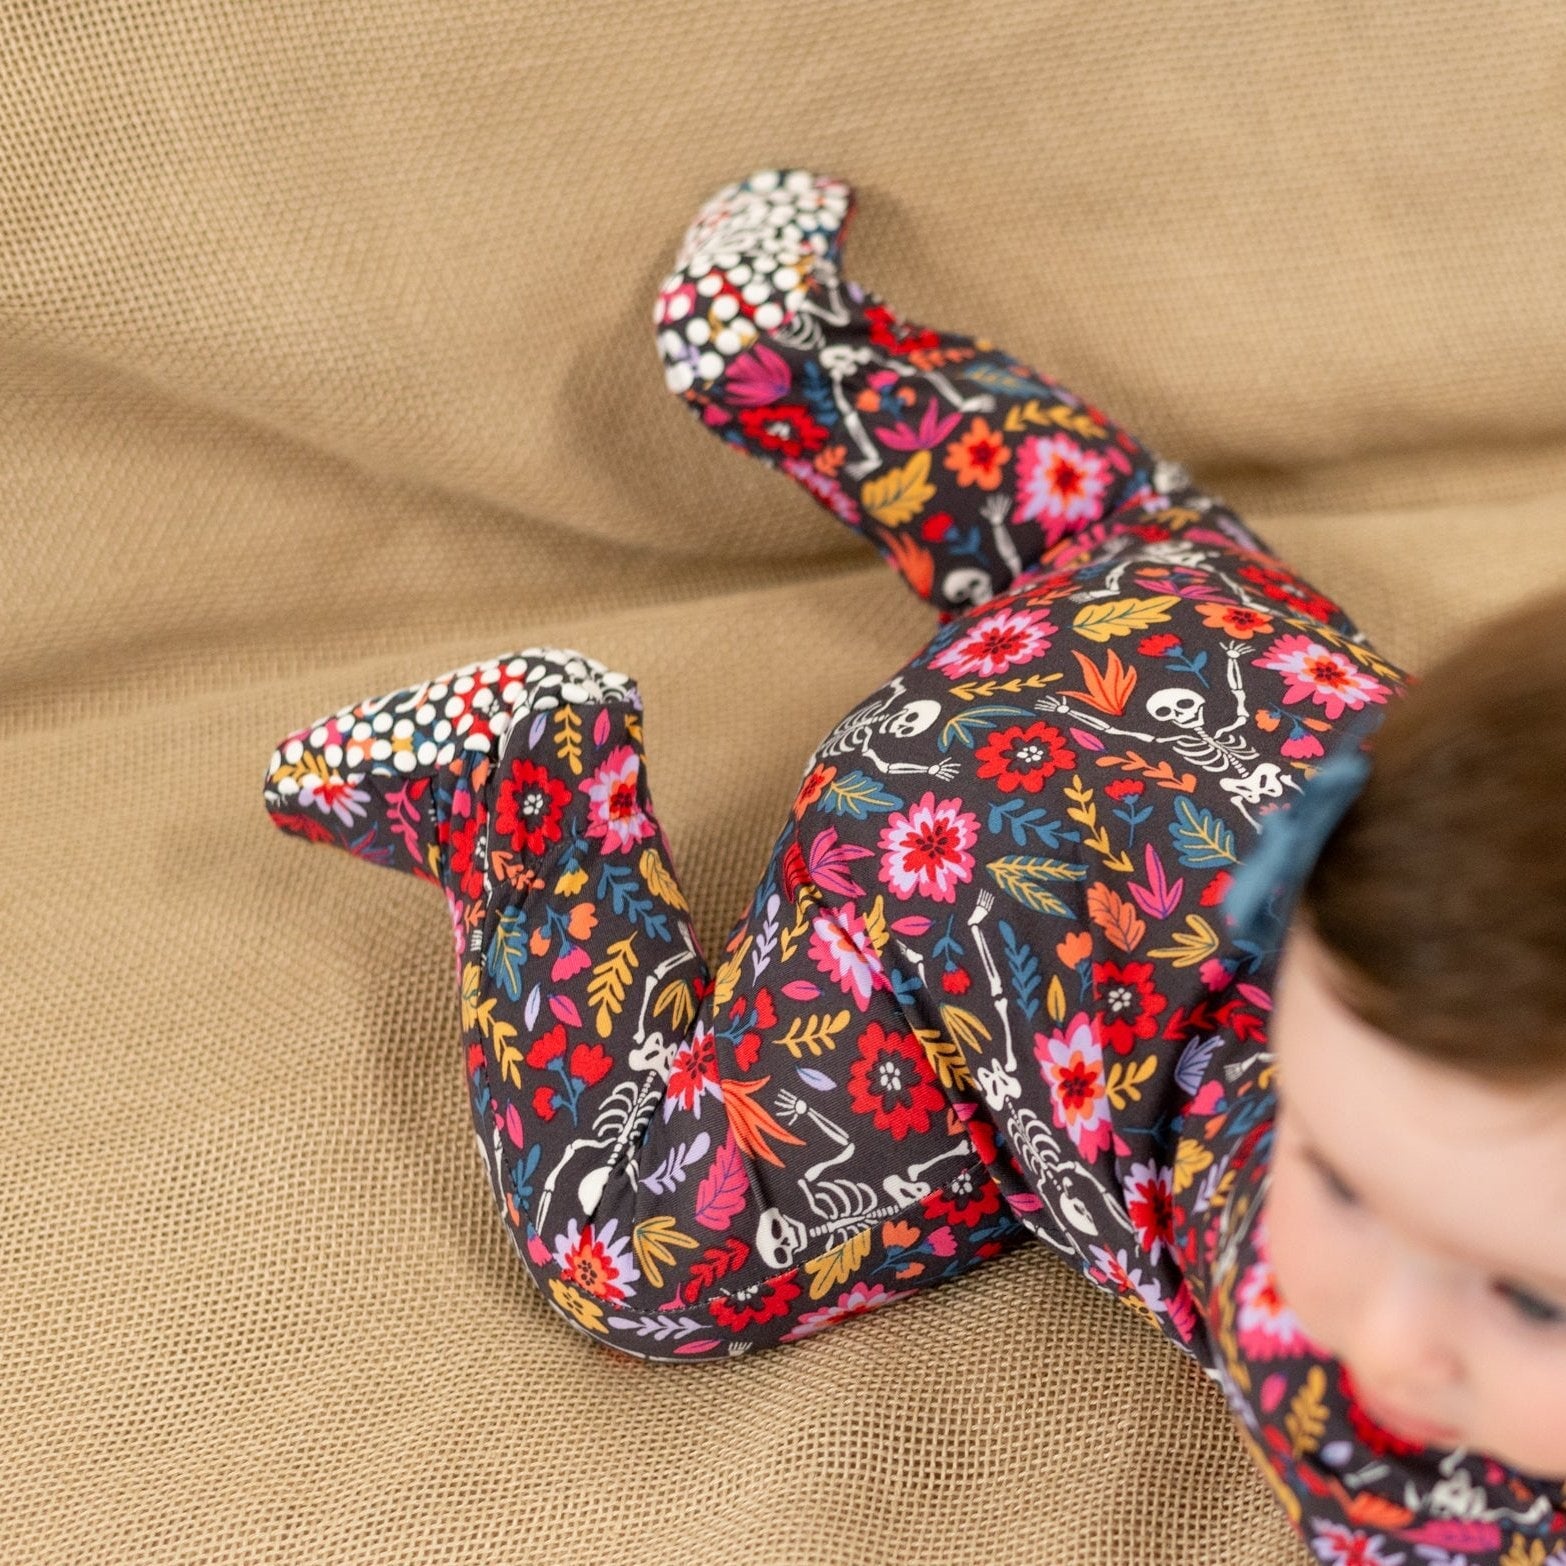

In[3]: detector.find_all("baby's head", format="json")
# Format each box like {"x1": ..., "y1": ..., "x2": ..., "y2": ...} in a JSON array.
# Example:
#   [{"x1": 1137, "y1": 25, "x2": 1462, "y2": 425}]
[{"x1": 1263, "y1": 583, "x2": 1566, "y2": 1477}]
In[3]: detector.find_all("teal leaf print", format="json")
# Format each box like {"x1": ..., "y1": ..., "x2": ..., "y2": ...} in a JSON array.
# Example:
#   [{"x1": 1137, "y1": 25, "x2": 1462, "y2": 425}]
[
  {"x1": 938, "y1": 704, "x2": 1037, "y2": 753},
  {"x1": 987, "y1": 797, "x2": 1067, "y2": 849},
  {"x1": 819, "y1": 771, "x2": 903, "y2": 820},
  {"x1": 999, "y1": 919, "x2": 1042, "y2": 1022},
  {"x1": 1168, "y1": 796, "x2": 1238, "y2": 868},
  {"x1": 486, "y1": 906, "x2": 529, "y2": 1002}
]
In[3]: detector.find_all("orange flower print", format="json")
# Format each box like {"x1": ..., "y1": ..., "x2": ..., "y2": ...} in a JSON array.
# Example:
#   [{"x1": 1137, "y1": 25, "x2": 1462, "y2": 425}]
[
  {"x1": 943, "y1": 415, "x2": 1011, "y2": 490},
  {"x1": 1196, "y1": 602, "x2": 1275, "y2": 639}
]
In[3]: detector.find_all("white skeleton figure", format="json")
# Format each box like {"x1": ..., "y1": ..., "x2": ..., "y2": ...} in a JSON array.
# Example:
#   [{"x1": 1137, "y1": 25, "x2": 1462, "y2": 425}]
[
  {"x1": 751, "y1": 1091, "x2": 975, "y2": 1268},
  {"x1": 773, "y1": 280, "x2": 994, "y2": 482},
  {"x1": 807, "y1": 672, "x2": 959, "y2": 779},
  {"x1": 1002, "y1": 1101, "x2": 1136, "y2": 1264},
  {"x1": 531, "y1": 931, "x2": 703, "y2": 1233},
  {"x1": 1036, "y1": 639, "x2": 1281, "y2": 780}
]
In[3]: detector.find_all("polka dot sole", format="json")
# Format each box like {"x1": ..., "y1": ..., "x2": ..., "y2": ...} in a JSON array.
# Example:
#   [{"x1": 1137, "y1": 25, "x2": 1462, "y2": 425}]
[
  {"x1": 264, "y1": 647, "x2": 641, "y2": 806},
  {"x1": 654, "y1": 167, "x2": 855, "y2": 395}
]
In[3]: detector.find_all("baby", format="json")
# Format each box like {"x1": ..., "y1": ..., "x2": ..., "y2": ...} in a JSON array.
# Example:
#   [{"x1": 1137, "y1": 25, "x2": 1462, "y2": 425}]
[{"x1": 263, "y1": 169, "x2": 1566, "y2": 1563}]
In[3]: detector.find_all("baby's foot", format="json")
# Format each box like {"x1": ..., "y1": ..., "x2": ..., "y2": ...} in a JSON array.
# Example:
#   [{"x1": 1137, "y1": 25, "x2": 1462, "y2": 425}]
[
  {"x1": 655, "y1": 168, "x2": 1164, "y2": 617},
  {"x1": 263, "y1": 647, "x2": 641, "y2": 887},
  {"x1": 655, "y1": 167, "x2": 856, "y2": 396}
]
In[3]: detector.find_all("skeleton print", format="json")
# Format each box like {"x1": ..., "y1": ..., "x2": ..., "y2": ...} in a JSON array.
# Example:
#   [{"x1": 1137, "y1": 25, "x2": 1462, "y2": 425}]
[{"x1": 266, "y1": 169, "x2": 1566, "y2": 1564}]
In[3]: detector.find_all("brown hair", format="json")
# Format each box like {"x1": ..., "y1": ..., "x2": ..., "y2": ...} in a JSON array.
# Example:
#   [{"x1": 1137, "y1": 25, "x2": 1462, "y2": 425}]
[{"x1": 1296, "y1": 582, "x2": 1566, "y2": 1085}]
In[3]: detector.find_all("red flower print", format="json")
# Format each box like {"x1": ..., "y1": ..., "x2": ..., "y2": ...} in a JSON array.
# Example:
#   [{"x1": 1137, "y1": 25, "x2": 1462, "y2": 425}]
[
  {"x1": 570, "y1": 1042, "x2": 613, "y2": 1087},
  {"x1": 737, "y1": 402, "x2": 830, "y2": 458},
  {"x1": 943, "y1": 416, "x2": 1011, "y2": 491},
  {"x1": 532, "y1": 1084, "x2": 558, "y2": 1122},
  {"x1": 1252, "y1": 633, "x2": 1391, "y2": 722},
  {"x1": 920, "y1": 1163, "x2": 1002, "y2": 1230},
  {"x1": 877, "y1": 793, "x2": 979, "y2": 903},
  {"x1": 929, "y1": 604, "x2": 1057, "y2": 679},
  {"x1": 1200, "y1": 869, "x2": 1234, "y2": 907},
  {"x1": 846, "y1": 1022, "x2": 947, "y2": 1141},
  {"x1": 1104, "y1": 778, "x2": 1145, "y2": 802},
  {"x1": 708, "y1": 1272, "x2": 803, "y2": 1331},
  {"x1": 1138, "y1": 633, "x2": 1181, "y2": 656},
  {"x1": 939, "y1": 967, "x2": 972, "y2": 994},
  {"x1": 973, "y1": 721, "x2": 1077, "y2": 794},
  {"x1": 527, "y1": 1023, "x2": 568, "y2": 1069},
  {"x1": 1092, "y1": 959, "x2": 1168, "y2": 1055},
  {"x1": 1236, "y1": 562, "x2": 1336, "y2": 623},
  {"x1": 1195, "y1": 601, "x2": 1275, "y2": 639},
  {"x1": 1014, "y1": 433, "x2": 1114, "y2": 534},
  {"x1": 864, "y1": 302, "x2": 942, "y2": 358},
  {"x1": 791, "y1": 762, "x2": 836, "y2": 819},
  {"x1": 445, "y1": 805, "x2": 486, "y2": 902},
  {"x1": 665, "y1": 1025, "x2": 721, "y2": 1117},
  {"x1": 494, "y1": 756, "x2": 572, "y2": 857},
  {"x1": 1124, "y1": 1160, "x2": 1177, "y2": 1266}
]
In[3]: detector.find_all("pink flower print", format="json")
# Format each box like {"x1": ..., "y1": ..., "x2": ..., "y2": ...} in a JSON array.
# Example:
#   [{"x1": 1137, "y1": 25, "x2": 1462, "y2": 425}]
[
  {"x1": 1306, "y1": 1523, "x2": 1405, "y2": 1566},
  {"x1": 781, "y1": 455, "x2": 861, "y2": 526},
  {"x1": 1280, "y1": 728, "x2": 1326, "y2": 760},
  {"x1": 1233, "y1": 1245, "x2": 1314, "y2": 1361},
  {"x1": 1123, "y1": 1159, "x2": 1177, "y2": 1268},
  {"x1": 877, "y1": 793, "x2": 979, "y2": 902},
  {"x1": 780, "y1": 1280, "x2": 921, "y2": 1343},
  {"x1": 929, "y1": 605, "x2": 1057, "y2": 678},
  {"x1": 1252, "y1": 633, "x2": 1390, "y2": 721},
  {"x1": 807, "y1": 901, "x2": 889, "y2": 1012},
  {"x1": 552, "y1": 1214, "x2": 641, "y2": 1304},
  {"x1": 1014, "y1": 433, "x2": 1114, "y2": 539},
  {"x1": 580, "y1": 744, "x2": 657, "y2": 854},
  {"x1": 1033, "y1": 1011, "x2": 1114, "y2": 1160}
]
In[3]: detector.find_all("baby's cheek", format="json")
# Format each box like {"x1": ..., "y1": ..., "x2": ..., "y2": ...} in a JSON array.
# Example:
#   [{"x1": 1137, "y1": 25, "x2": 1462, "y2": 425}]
[
  {"x1": 1262, "y1": 1158, "x2": 1344, "y2": 1352},
  {"x1": 1484, "y1": 1341, "x2": 1566, "y2": 1480}
]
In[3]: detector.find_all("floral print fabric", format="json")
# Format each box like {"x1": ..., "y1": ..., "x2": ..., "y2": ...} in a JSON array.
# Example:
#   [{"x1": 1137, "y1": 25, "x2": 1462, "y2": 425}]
[{"x1": 262, "y1": 169, "x2": 1566, "y2": 1564}]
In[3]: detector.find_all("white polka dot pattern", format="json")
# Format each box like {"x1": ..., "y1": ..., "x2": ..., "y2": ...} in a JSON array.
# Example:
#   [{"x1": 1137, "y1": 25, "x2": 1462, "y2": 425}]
[
  {"x1": 655, "y1": 167, "x2": 854, "y2": 394},
  {"x1": 264, "y1": 646, "x2": 641, "y2": 802}
]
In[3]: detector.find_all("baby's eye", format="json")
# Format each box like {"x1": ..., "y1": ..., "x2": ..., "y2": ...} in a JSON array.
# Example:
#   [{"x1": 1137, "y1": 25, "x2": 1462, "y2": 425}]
[
  {"x1": 1314, "y1": 1160, "x2": 1359, "y2": 1208},
  {"x1": 1494, "y1": 1282, "x2": 1566, "y2": 1328}
]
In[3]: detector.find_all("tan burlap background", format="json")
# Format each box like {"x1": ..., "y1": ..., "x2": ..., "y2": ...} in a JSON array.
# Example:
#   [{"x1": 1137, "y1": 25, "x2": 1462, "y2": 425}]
[{"x1": 5, "y1": 4, "x2": 1566, "y2": 1562}]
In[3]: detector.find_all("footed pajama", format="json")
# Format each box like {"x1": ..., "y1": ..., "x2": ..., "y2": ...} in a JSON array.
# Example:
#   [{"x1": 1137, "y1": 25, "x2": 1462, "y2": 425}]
[{"x1": 264, "y1": 170, "x2": 1566, "y2": 1562}]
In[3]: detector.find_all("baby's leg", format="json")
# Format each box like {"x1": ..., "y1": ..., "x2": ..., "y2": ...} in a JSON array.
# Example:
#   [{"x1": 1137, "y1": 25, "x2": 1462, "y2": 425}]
[
  {"x1": 265, "y1": 650, "x2": 1029, "y2": 1362},
  {"x1": 656, "y1": 168, "x2": 1221, "y2": 620}
]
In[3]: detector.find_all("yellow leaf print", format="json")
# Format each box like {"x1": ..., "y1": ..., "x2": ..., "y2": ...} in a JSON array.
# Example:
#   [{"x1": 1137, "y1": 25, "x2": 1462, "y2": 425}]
[
  {"x1": 1072, "y1": 595, "x2": 1182, "y2": 643},
  {"x1": 803, "y1": 1226, "x2": 873, "y2": 1300},
  {"x1": 653, "y1": 976, "x2": 696, "y2": 1036},
  {"x1": 632, "y1": 1214, "x2": 699, "y2": 1291},
  {"x1": 861, "y1": 450, "x2": 935, "y2": 526},
  {"x1": 1146, "y1": 913, "x2": 1221, "y2": 968},
  {"x1": 1171, "y1": 1137, "x2": 1214, "y2": 1194},
  {"x1": 1285, "y1": 1366, "x2": 1328, "y2": 1459},
  {"x1": 640, "y1": 846, "x2": 690, "y2": 911},
  {"x1": 1046, "y1": 973, "x2": 1066, "y2": 1024},
  {"x1": 710, "y1": 936, "x2": 751, "y2": 1011},
  {"x1": 862, "y1": 894, "x2": 889, "y2": 957},
  {"x1": 917, "y1": 1025, "x2": 975, "y2": 1093}
]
